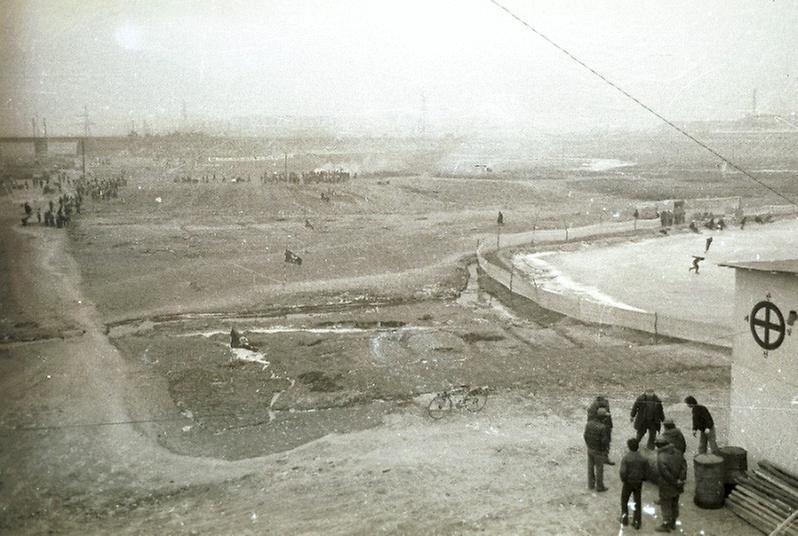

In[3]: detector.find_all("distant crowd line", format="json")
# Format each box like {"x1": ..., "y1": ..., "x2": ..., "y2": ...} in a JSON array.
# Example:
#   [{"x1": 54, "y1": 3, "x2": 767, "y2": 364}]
[{"x1": 170, "y1": 169, "x2": 355, "y2": 185}]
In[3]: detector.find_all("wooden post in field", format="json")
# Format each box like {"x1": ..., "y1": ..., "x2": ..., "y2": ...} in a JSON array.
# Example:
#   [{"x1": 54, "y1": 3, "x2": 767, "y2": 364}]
[
  {"x1": 496, "y1": 224, "x2": 501, "y2": 249},
  {"x1": 654, "y1": 312, "x2": 658, "y2": 344}
]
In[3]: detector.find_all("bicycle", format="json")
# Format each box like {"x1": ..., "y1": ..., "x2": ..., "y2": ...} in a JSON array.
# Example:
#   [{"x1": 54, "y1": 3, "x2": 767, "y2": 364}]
[{"x1": 428, "y1": 385, "x2": 488, "y2": 419}]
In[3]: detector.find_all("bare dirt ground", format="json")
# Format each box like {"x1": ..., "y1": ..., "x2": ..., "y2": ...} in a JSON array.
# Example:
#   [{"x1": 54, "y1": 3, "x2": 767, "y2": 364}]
[{"x1": 0, "y1": 160, "x2": 758, "y2": 535}]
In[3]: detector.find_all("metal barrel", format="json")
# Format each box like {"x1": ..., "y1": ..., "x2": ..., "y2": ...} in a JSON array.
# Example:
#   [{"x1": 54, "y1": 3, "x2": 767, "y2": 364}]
[
  {"x1": 694, "y1": 454, "x2": 726, "y2": 509},
  {"x1": 717, "y1": 446, "x2": 748, "y2": 496}
]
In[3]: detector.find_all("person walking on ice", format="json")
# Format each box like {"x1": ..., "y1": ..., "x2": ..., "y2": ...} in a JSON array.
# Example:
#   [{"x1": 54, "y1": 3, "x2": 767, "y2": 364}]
[
  {"x1": 704, "y1": 236, "x2": 713, "y2": 253},
  {"x1": 689, "y1": 256, "x2": 704, "y2": 274}
]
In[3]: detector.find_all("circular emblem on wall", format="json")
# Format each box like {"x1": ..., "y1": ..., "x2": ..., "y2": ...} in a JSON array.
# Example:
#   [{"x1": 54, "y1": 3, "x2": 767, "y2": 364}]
[{"x1": 749, "y1": 301, "x2": 786, "y2": 351}]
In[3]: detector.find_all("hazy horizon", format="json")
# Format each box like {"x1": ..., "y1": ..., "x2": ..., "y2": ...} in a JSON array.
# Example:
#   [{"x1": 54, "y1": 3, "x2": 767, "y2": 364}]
[{"x1": 2, "y1": 0, "x2": 797, "y2": 137}]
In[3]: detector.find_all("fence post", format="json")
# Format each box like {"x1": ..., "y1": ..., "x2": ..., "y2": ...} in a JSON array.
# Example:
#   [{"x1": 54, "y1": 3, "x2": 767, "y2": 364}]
[{"x1": 654, "y1": 312, "x2": 658, "y2": 344}]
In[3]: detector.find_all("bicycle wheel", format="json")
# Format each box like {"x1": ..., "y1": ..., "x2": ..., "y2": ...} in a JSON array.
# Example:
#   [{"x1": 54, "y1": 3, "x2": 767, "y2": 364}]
[
  {"x1": 428, "y1": 395, "x2": 452, "y2": 419},
  {"x1": 463, "y1": 388, "x2": 488, "y2": 412}
]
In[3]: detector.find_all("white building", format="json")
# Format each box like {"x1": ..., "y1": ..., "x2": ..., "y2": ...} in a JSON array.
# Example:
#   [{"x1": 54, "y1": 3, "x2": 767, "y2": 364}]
[{"x1": 720, "y1": 260, "x2": 798, "y2": 474}]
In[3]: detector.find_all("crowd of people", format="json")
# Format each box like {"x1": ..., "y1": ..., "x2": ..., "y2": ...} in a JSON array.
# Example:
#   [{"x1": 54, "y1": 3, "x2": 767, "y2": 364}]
[
  {"x1": 584, "y1": 391, "x2": 719, "y2": 532},
  {"x1": 258, "y1": 169, "x2": 354, "y2": 184},
  {"x1": 168, "y1": 169, "x2": 354, "y2": 185},
  {"x1": 171, "y1": 173, "x2": 248, "y2": 184},
  {"x1": 18, "y1": 171, "x2": 125, "y2": 229},
  {"x1": 80, "y1": 174, "x2": 127, "y2": 201},
  {"x1": 21, "y1": 191, "x2": 81, "y2": 228}
]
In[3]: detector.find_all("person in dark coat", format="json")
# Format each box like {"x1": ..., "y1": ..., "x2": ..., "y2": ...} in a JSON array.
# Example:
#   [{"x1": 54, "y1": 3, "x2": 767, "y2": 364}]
[
  {"x1": 630, "y1": 389, "x2": 665, "y2": 450},
  {"x1": 587, "y1": 395, "x2": 615, "y2": 465},
  {"x1": 662, "y1": 418, "x2": 686, "y2": 455},
  {"x1": 584, "y1": 407, "x2": 610, "y2": 492},
  {"x1": 619, "y1": 438, "x2": 648, "y2": 529},
  {"x1": 654, "y1": 438, "x2": 686, "y2": 532},
  {"x1": 684, "y1": 395, "x2": 719, "y2": 454}
]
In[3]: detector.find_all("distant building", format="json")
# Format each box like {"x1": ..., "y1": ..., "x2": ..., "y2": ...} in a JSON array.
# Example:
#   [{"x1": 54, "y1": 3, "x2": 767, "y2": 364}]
[{"x1": 720, "y1": 259, "x2": 798, "y2": 474}]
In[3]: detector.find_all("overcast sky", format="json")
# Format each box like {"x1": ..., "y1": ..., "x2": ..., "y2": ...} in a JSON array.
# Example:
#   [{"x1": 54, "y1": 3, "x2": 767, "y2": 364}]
[{"x1": 1, "y1": 0, "x2": 796, "y2": 135}]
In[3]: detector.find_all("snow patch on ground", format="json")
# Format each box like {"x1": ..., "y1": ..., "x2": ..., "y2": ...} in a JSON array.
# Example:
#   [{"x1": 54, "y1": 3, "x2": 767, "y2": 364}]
[
  {"x1": 186, "y1": 325, "x2": 433, "y2": 338},
  {"x1": 579, "y1": 158, "x2": 635, "y2": 172},
  {"x1": 230, "y1": 347, "x2": 269, "y2": 366}
]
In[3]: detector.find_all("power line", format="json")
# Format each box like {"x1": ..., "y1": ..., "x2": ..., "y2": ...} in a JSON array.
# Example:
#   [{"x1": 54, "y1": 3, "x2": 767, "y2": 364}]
[{"x1": 488, "y1": 0, "x2": 798, "y2": 208}]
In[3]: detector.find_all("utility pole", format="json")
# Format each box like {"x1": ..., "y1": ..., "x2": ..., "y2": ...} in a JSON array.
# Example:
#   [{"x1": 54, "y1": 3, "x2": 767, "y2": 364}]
[
  {"x1": 80, "y1": 105, "x2": 92, "y2": 137},
  {"x1": 81, "y1": 138, "x2": 86, "y2": 179}
]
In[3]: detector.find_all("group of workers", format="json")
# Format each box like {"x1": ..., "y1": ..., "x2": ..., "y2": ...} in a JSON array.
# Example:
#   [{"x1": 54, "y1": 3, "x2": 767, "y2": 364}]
[{"x1": 584, "y1": 391, "x2": 719, "y2": 532}]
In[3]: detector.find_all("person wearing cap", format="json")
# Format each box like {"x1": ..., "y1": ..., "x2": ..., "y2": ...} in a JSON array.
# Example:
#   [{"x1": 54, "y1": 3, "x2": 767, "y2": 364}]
[
  {"x1": 630, "y1": 389, "x2": 665, "y2": 450},
  {"x1": 654, "y1": 437, "x2": 686, "y2": 533},
  {"x1": 619, "y1": 437, "x2": 648, "y2": 530},
  {"x1": 662, "y1": 418, "x2": 686, "y2": 455},
  {"x1": 684, "y1": 395, "x2": 719, "y2": 454},
  {"x1": 587, "y1": 395, "x2": 615, "y2": 465},
  {"x1": 584, "y1": 407, "x2": 611, "y2": 492}
]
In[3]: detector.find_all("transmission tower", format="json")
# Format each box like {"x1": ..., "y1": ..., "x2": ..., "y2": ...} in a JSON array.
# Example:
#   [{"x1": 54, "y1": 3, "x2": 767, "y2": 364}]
[
  {"x1": 78, "y1": 105, "x2": 94, "y2": 137},
  {"x1": 417, "y1": 93, "x2": 427, "y2": 136},
  {"x1": 181, "y1": 100, "x2": 188, "y2": 131}
]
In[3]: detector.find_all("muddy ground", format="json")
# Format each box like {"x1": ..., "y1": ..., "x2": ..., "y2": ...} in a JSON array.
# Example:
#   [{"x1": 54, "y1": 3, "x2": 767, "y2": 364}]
[{"x1": 0, "y1": 159, "x2": 758, "y2": 535}]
